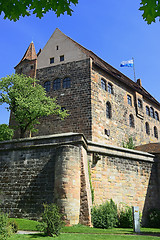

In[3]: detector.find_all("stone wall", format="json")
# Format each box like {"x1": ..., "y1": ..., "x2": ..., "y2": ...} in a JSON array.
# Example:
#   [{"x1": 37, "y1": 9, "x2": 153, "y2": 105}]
[
  {"x1": 88, "y1": 141, "x2": 158, "y2": 225},
  {"x1": 0, "y1": 133, "x2": 91, "y2": 225},
  {"x1": 91, "y1": 63, "x2": 160, "y2": 147},
  {"x1": 0, "y1": 133, "x2": 159, "y2": 225},
  {"x1": 35, "y1": 59, "x2": 92, "y2": 140}
]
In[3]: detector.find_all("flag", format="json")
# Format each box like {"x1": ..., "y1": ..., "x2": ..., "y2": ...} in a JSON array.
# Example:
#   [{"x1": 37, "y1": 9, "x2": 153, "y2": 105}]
[{"x1": 120, "y1": 59, "x2": 133, "y2": 67}]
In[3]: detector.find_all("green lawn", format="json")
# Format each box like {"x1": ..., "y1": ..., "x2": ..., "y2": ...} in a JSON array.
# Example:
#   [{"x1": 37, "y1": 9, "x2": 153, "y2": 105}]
[
  {"x1": 9, "y1": 218, "x2": 160, "y2": 240},
  {"x1": 9, "y1": 233, "x2": 160, "y2": 240}
]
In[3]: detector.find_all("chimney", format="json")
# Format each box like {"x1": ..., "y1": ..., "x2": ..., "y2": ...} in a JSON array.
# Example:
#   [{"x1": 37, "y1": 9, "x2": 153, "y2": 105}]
[{"x1": 137, "y1": 79, "x2": 142, "y2": 87}]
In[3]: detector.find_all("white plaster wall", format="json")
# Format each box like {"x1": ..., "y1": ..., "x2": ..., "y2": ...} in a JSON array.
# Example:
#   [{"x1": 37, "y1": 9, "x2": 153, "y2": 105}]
[{"x1": 37, "y1": 28, "x2": 88, "y2": 69}]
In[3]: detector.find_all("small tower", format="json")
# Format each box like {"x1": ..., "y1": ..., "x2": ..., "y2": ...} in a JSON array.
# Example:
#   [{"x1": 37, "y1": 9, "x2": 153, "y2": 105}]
[{"x1": 14, "y1": 41, "x2": 37, "y2": 78}]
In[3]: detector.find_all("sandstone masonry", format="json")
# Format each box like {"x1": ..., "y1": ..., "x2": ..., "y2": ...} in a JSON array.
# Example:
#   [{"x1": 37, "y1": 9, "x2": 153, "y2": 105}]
[{"x1": 0, "y1": 133, "x2": 159, "y2": 225}]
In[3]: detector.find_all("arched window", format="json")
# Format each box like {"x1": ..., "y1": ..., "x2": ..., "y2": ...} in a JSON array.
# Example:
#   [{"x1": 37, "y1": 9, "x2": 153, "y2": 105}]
[
  {"x1": 146, "y1": 106, "x2": 150, "y2": 116},
  {"x1": 155, "y1": 111, "x2": 159, "y2": 121},
  {"x1": 44, "y1": 81, "x2": 51, "y2": 92},
  {"x1": 108, "y1": 82, "x2": 113, "y2": 94},
  {"x1": 101, "y1": 78, "x2": 106, "y2": 91},
  {"x1": 129, "y1": 114, "x2": 134, "y2": 128},
  {"x1": 106, "y1": 101, "x2": 112, "y2": 119},
  {"x1": 150, "y1": 107, "x2": 154, "y2": 118},
  {"x1": 154, "y1": 126, "x2": 158, "y2": 139},
  {"x1": 53, "y1": 78, "x2": 61, "y2": 90},
  {"x1": 63, "y1": 77, "x2": 71, "y2": 89},
  {"x1": 145, "y1": 122, "x2": 150, "y2": 135}
]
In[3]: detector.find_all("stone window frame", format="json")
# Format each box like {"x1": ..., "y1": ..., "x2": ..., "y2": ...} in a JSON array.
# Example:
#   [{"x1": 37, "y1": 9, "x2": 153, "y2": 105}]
[
  {"x1": 63, "y1": 77, "x2": 71, "y2": 89},
  {"x1": 101, "y1": 78, "x2": 106, "y2": 91},
  {"x1": 106, "y1": 101, "x2": 112, "y2": 119},
  {"x1": 108, "y1": 82, "x2": 113, "y2": 94},
  {"x1": 50, "y1": 57, "x2": 54, "y2": 64},
  {"x1": 60, "y1": 55, "x2": 64, "y2": 62},
  {"x1": 138, "y1": 99, "x2": 143, "y2": 108},
  {"x1": 127, "y1": 95, "x2": 132, "y2": 106},
  {"x1": 154, "y1": 126, "x2": 158, "y2": 139},
  {"x1": 155, "y1": 111, "x2": 159, "y2": 121},
  {"x1": 145, "y1": 122, "x2": 150, "y2": 135},
  {"x1": 129, "y1": 114, "x2": 135, "y2": 128},
  {"x1": 53, "y1": 78, "x2": 61, "y2": 90},
  {"x1": 146, "y1": 106, "x2": 150, "y2": 116},
  {"x1": 44, "y1": 81, "x2": 51, "y2": 92},
  {"x1": 150, "y1": 107, "x2": 154, "y2": 118}
]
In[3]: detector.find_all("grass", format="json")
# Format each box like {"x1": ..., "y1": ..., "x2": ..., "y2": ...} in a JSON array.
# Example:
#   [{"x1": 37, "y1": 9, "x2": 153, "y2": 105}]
[
  {"x1": 10, "y1": 218, "x2": 40, "y2": 231},
  {"x1": 9, "y1": 233, "x2": 160, "y2": 240},
  {"x1": 8, "y1": 218, "x2": 160, "y2": 240}
]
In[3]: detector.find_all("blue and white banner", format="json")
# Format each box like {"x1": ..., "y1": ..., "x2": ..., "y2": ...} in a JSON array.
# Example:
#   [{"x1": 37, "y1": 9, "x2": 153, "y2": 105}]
[{"x1": 120, "y1": 59, "x2": 133, "y2": 67}]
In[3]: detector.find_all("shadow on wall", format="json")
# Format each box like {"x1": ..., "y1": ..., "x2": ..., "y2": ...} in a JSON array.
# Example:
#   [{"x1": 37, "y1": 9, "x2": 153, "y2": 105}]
[
  {"x1": 142, "y1": 158, "x2": 160, "y2": 226},
  {"x1": 0, "y1": 148, "x2": 56, "y2": 219}
]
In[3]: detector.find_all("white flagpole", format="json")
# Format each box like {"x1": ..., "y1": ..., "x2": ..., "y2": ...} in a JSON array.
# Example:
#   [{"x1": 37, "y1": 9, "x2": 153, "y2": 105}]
[{"x1": 132, "y1": 57, "x2": 136, "y2": 82}]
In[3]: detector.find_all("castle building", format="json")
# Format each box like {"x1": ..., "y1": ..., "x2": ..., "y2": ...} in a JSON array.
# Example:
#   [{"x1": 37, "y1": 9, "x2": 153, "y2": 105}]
[{"x1": 13, "y1": 28, "x2": 160, "y2": 147}]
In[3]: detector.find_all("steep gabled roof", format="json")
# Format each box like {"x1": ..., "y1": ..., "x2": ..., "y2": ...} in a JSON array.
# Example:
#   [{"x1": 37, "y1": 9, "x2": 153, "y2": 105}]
[
  {"x1": 58, "y1": 28, "x2": 160, "y2": 107},
  {"x1": 15, "y1": 42, "x2": 37, "y2": 69}
]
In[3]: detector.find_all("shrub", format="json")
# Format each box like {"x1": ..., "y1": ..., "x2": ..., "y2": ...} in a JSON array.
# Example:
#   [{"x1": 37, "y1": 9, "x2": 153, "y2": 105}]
[
  {"x1": 9, "y1": 220, "x2": 18, "y2": 233},
  {"x1": 118, "y1": 206, "x2": 133, "y2": 228},
  {"x1": 38, "y1": 203, "x2": 64, "y2": 236},
  {"x1": 123, "y1": 137, "x2": 135, "y2": 149},
  {"x1": 147, "y1": 208, "x2": 160, "y2": 228},
  {"x1": 91, "y1": 199, "x2": 118, "y2": 229},
  {"x1": 0, "y1": 212, "x2": 13, "y2": 240}
]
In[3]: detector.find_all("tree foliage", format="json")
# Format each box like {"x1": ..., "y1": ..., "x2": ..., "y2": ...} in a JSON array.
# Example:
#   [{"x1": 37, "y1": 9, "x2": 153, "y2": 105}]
[
  {"x1": 139, "y1": 0, "x2": 160, "y2": 24},
  {"x1": 0, "y1": 0, "x2": 78, "y2": 21},
  {"x1": 0, "y1": 124, "x2": 14, "y2": 141},
  {"x1": 0, "y1": 74, "x2": 68, "y2": 138}
]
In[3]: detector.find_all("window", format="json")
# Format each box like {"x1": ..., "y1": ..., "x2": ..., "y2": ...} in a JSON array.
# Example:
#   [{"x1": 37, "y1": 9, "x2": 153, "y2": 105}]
[
  {"x1": 138, "y1": 99, "x2": 142, "y2": 108},
  {"x1": 155, "y1": 111, "x2": 159, "y2": 121},
  {"x1": 56, "y1": 45, "x2": 59, "y2": 50},
  {"x1": 145, "y1": 122, "x2": 150, "y2": 135},
  {"x1": 60, "y1": 55, "x2": 64, "y2": 62},
  {"x1": 101, "y1": 78, "x2": 106, "y2": 91},
  {"x1": 50, "y1": 57, "x2": 54, "y2": 64},
  {"x1": 154, "y1": 126, "x2": 158, "y2": 139},
  {"x1": 30, "y1": 65, "x2": 34, "y2": 70},
  {"x1": 127, "y1": 95, "x2": 132, "y2": 106},
  {"x1": 146, "y1": 106, "x2": 150, "y2": 116},
  {"x1": 53, "y1": 78, "x2": 61, "y2": 90},
  {"x1": 150, "y1": 107, "x2": 154, "y2": 118},
  {"x1": 108, "y1": 82, "x2": 113, "y2": 94},
  {"x1": 44, "y1": 81, "x2": 51, "y2": 92},
  {"x1": 129, "y1": 114, "x2": 134, "y2": 128},
  {"x1": 63, "y1": 77, "x2": 71, "y2": 89},
  {"x1": 106, "y1": 101, "x2": 112, "y2": 119}
]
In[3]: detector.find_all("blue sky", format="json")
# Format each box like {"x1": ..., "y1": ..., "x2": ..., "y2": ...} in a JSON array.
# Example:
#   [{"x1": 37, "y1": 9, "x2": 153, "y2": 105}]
[{"x1": 0, "y1": 0, "x2": 160, "y2": 124}]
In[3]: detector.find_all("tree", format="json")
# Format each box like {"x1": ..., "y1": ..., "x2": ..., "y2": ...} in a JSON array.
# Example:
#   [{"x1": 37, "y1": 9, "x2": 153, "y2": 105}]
[
  {"x1": 0, "y1": 74, "x2": 68, "y2": 138},
  {"x1": 139, "y1": 0, "x2": 160, "y2": 24},
  {"x1": 0, "y1": 124, "x2": 14, "y2": 141},
  {"x1": 0, "y1": 0, "x2": 78, "y2": 21}
]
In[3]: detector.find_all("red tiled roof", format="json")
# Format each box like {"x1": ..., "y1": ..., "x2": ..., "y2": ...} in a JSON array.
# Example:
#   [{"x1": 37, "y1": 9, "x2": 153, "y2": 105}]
[{"x1": 15, "y1": 42, "x2": 37, "y2": 69}]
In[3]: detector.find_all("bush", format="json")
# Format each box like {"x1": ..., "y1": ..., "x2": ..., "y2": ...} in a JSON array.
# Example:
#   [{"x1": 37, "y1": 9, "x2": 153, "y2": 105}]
[
  {"x1": 118, "y1": 206, "x2": 133, "y2": 228},
  {"x1": 91, "y1": 199, "x2": 118, "y2": 229},
  {"x1": 0, "y1": 212, "x2": 13, "y2": 240},
  {"x1": 9, "y1": 220, "x2": 18, "y2": 233},
  {"x1": 38, "y1": 203, "x2": 64, "y2": 236},
  {"x1": 147, "y1": 208, "x2": 160, "y2": 228}
]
